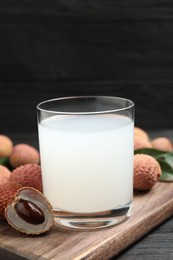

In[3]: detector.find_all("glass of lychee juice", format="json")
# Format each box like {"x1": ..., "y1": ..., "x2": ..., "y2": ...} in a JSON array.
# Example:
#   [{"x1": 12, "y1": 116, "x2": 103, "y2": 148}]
[{"x1": 37, "y1": 96, "x2": 134, "y2": 230}]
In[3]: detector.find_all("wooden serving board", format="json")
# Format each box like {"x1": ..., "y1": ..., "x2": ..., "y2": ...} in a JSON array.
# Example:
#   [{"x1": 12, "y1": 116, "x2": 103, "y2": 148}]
[{"x1": 1, "y1": 182, "x2": 173, "y2": 260}]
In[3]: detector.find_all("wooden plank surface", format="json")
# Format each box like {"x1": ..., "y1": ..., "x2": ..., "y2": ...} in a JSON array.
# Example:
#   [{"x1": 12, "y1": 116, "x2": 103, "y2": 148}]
[{"x1": 0, "y1": 182, "x2": 173, "y2": 259}]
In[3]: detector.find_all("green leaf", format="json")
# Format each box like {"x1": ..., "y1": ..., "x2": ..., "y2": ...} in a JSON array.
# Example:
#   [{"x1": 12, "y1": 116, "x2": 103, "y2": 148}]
[
  {"x1": 158, "y1": 160, "x2": 173, "y2": 182},
  {"x1": 134, "y1": 148, "x2": 173, "y2": 159},
  {"x1": 0, "y1": 157, "x2": 9, "y2": 166},
  {"x1": 159, "y1": 153, "x2": 173, "y2": 169}
]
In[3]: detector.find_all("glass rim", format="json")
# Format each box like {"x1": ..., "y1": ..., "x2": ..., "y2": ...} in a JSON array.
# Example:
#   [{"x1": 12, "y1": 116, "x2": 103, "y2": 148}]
[{"x1": 37, "y1": 96, "x2": 135, "y2": 115}]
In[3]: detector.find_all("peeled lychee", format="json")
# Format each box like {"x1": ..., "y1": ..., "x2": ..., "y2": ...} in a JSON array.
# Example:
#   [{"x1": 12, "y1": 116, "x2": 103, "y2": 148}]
[
  {"x1": 9, "y1": 164, "x2": 43, "y2": 192},
  {"x1": 151, "y1": 137, "x2": 173, "y2": 152},
  {"x1": 133, "y1": 154, "x2": 161, "y2": 191},
  {"x1": 134, "y1": 135, "x2": 152, "y2": 151},
  {"x1": 5, "y1": 187, "x2": 54, "y2": 235},
  {"x1": 0, "y1": 165, "x2": 11, "y2": 185},
  {"x1": 0, "y1": 135, "x2": 13, "y2": 158},
  {"x1": 9, "y1": 143, "x2": 40, "y2": 168},
  {"x1": 134, "y1": 127, "x2": 149, "y2": 140},
  {"x1": 0, "y1": 181, "x2": 21, "y2": 219}
]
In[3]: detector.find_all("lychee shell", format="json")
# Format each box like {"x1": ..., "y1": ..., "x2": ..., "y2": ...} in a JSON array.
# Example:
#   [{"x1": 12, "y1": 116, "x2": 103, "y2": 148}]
[
  {"x1": 0, "y1": 165, "x2": 11, "y2": 185},
  {"x1": 134, "y1": 127, "x2": 149, "y2": 140},
  {"x1": 9, "y1": 164, "x2": 43, "y2": 192},
  {"x1": 9, "y1": 143, "x2": 40, "y2": 168},
  {"x1": 5, "y1": 187, "x2": 54, "y2": 235},
  {"x1": 134, "y1": 136, "x2": 152, "y2": 151},
  {"x1": 0, "y1": 135, "x2": 13, "y2": 158},
  {"x1": 0, "y1": 182, "x2": 21, "y2": 219},
  {"x1": 151, "y1": 137, "x2": 173, "y2": 152},
  {"x1": 134, "y1": 154, "x2": 161, "y2": 191}
]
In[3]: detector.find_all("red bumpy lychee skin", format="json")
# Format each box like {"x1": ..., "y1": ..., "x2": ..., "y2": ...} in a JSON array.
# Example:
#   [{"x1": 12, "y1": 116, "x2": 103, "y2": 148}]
[
  {"x1": 9, "y1": 164, "x2": 43, "y2": 192},
  {"x1": 134, "y1": 127, "x2": 150, "y2": 140},
  {"x1": 0, "y1": 135, "x2": 13, "y2": 158},
  {"x1": 0, "y1": 182, "x2": 21, "y2": 219},
  {"x1": 0, "y1": 165, "x2": 11, "y2": 185},
  {"x1": 9, "y1": 143, "x2": 40, "y2": 168},
  {"x1": 133, "y1": 154, "x2": 162, "y2": 191},
  {"x1": 134, "y1": 136, "x2": 152, "y2": 151},
  {"x1": 151, "y1": 137, "x2": 173, "y2": 152}
]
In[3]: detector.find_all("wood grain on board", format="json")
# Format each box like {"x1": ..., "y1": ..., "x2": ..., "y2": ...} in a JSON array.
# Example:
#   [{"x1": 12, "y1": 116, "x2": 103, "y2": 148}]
[{"x1": 0, "y1": 182, "x2": 173, "y2": 259}]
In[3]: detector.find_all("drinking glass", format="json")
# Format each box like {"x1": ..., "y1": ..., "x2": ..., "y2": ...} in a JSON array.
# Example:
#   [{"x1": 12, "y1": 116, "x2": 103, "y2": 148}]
[{"x1": 37, "y1": 96, "x2": 134, "y2": 230}]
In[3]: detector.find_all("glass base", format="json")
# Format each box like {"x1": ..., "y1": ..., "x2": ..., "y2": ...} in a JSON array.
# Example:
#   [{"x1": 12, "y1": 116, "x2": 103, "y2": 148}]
[{"x1": 53, "y1": 201, "x2": 132, "y2": 231}]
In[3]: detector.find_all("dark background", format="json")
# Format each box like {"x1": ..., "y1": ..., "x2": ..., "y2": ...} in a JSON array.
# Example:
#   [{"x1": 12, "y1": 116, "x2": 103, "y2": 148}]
[
  {"x1": 0, "y1": 1, "x2": 173, "y2": 135},
  {"x1": 0, "y1": 3, "x2": 173, "y2": 258}
]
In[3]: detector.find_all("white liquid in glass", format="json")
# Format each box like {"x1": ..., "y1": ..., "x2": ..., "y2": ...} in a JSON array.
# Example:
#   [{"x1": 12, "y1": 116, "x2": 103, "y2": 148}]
[{"x1": 38, "y1": 114, "x2": 134, "y2": 213}]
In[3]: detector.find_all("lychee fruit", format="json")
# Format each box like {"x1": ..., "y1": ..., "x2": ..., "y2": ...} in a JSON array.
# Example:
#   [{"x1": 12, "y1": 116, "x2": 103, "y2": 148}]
[
  {"x1": 9, "y1": 143, "x2": 40, "y2": 168},
  {"x1": 133, "y1": 154, "x2": 162, "y2": 191},
  {"x1": 0, "y1": 165, "x2": 11, "y2": 185},
  {"x1": 0, "y1": 181, "x2": 21, "y2": 219},
  {"x1": 0, "y1": 135, "x2": 13, "y2": 158},
  {"x1": 134, "y1": 135, "x2": 152, "y2": 151},
  {"x1": 134, "y1": 127, "x2": 150, "y2": 140},
  {"x1": 151, "y1": 137, "x2": 173, "y2": 152},
  {"x1": 9, "y1": 164, "x2": 43, "y2": 192},
  {"x1": 5, "y1": 187, "x2": 54, "y2": 235}
]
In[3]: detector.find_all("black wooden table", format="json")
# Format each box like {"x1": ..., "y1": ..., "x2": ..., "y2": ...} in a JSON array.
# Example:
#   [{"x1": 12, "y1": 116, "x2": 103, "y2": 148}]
[{"x1": 116, "y1": 217, "x2": 173, "y2": 259}]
